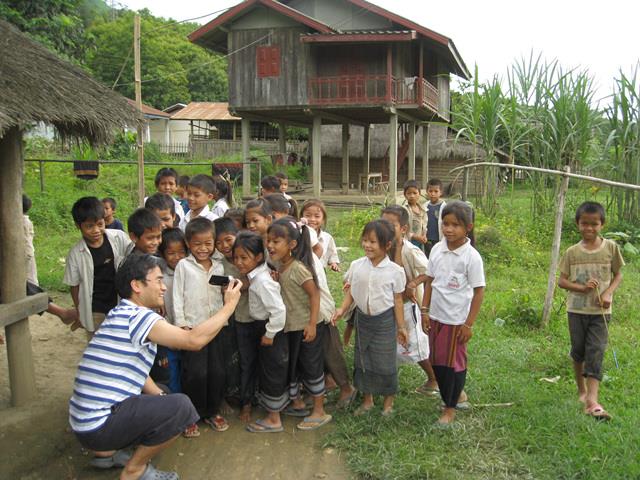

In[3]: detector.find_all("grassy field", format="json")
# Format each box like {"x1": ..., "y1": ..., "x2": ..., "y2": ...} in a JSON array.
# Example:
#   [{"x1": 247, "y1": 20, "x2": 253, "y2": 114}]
[{"x1": 23, "y1": 161, "x2": 640, "y2": 480}]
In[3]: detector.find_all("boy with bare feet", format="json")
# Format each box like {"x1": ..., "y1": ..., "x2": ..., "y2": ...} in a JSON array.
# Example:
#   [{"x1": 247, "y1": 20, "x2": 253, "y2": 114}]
[{"x1": 558, "y1": 201, "x2": 624, "y2": 421}]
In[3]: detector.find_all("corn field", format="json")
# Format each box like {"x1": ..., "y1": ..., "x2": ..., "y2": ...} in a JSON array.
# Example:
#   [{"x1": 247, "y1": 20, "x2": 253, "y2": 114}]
[{"x1": 453, "y1": 53, "x2": 640, "y2": 223}]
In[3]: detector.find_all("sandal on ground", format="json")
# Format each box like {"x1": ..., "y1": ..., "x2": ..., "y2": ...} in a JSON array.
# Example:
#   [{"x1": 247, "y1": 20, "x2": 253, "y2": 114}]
[
  {"x1": 415, "y1": 384, "x2": 440, "y2": 396},
  {"x1": 353, "y1": 405, "x2": 373, "y2": 417},
  {"x1": 297, "y1": 414, "x2": 332, "y2": 431},
  {"x1": 182, "y1": 423, "x2": 200, "y2": 438},
  {"x1": 585, "y1": 404, "x2": 612, "y2": 421},
  {"x1": 381, "y1": 408, "x2": 394, "y2": 417},
  {"x1": 336, "y1": 390, "x2": 357, "y2": 409},
  {"x1": 138, "y1": 463, "x2": 179, "y2": 480},
  {"x1": 90, "y1": 449, "x2": 132, "y2": 469},
  {"x1": 283, "y1": 405, "x2": 310, "y2": 417},
  {"x1": 246, "y1": 419, "x2": 284, "y2": 433},
  {"x1": 204, "y1": 415, "x2": 229, "y2": 432}
]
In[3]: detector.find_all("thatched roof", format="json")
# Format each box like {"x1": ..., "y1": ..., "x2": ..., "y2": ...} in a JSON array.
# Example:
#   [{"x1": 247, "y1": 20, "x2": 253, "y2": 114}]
[{"x1": 0, "y1": 20, "x2": 137, "y2": 144}]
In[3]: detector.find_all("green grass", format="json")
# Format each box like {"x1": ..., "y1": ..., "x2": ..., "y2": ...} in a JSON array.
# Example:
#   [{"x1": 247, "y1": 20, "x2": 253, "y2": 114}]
[{"x1": 24, "y1": 163, "x2": 640, "y2": 479}]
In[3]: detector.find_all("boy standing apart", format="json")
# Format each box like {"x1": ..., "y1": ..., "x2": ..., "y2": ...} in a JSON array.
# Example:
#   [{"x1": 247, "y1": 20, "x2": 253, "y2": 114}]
[
  {"x1": 425, "y1": 179, "x2": 446, "y2": 258},
  {"x1": 64, "y1": 197, "x2": 131, "y2": 337},
  {"x1": 558, "y1": 201, "x2": 624, "y2": 420},
  {"x1": 102, "y1": 197, "x2": 124, "y2": 231}
]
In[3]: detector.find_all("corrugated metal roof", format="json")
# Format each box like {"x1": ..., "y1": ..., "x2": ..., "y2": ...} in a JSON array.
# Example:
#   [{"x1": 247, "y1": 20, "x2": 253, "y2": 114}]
[
  {"x1": 126, "y1": 98, "x2": 170, "y2": 118},
  {"x1": 170, "y1": 102, "x2": 239, "y2": 121}
]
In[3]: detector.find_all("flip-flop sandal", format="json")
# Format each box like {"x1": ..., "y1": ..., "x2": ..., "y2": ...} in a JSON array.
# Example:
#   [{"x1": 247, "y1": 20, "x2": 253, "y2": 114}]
[
  {"x1": 204, "y1": 415, "x2": 229, "y2": 432},
  {"x1": 297, "y1": 414, "x2": 332, "y2": 431},
  {"x1": 336, "y1": 390, "x2": 357, "y2": 409},
  {"x1": 353, "y1": 405, "x2": 373, "y2": 416},
  {"x1": 182, "y1": 423, "x2": 200, "y2": 438},
  {"x1": 283, "y1": 405, "x2": 310, "y2": 417},
  {"x1": 246, "y1": 419, "x2": 284, "y2": 433},
  {"x1": 585, "y1": 404, "x2": 612, "y2": 421},
  {"x1": 90, "y1": 449, "x2": 132, "y2": 469},
  {"x1": 415, "y1": 384, "x2": 440, "y2": 396},
  {"x1": 138, "y1": 463, "x2": 179, "y2": 480}
]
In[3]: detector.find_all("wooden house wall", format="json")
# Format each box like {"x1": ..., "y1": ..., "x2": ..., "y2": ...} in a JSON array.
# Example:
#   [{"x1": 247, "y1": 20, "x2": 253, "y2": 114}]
[
  {"x1": 228, "y1": 27, "x2": 311, "y2": 109},
  {"x1": 287, "y1": 0, "x2": 392, "y2": 30},
  {"x1": 315, "y1": 45, "x2": 386, "y2": 76}
]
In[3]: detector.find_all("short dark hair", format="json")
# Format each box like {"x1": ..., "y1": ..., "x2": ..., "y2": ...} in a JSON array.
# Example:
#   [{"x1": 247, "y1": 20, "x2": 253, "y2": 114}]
[
  {"x1": 178, "y1": 175, "x2": 190, "y2": 188},
  {"x1": 427, "y1": 178, "x2": 443, "y2": 189},
  {"x1": 22, "y1": 194, "x2": 32, "y2": 214},
  {"x1": 264, "y1": 193, "x2": 291, "y2": 215},
  {"x1": 188, "y1": 174, "x2": 216, "y2": 195},
  {"x1": 361, "y1": 219, "x2": 395, "y2": 250},
  {"x1": 213, "y1": 217, "x2": 238, "y2": 237},
  {"x1": 154, "y1": 167, "x2": 179, "y2": 187},
  {"x1": 115, "y1": 254, "x2": 162, "y2": 299},
  {"x1": 145, "y1": 193, "x2": 175, "y2": 215},
  {"x1": 102, "y1": 197, "x2": 117, "y2": 210},
  {"x1": 224, "y1": 207, "x2": 246, "y2": 228},
  {"x1": 403, "y1": 179, "x2": 420, "y2": 193},
  {"x1": 261, "y1": 175, "x2": 281, "y2": 192},
  {"x1": 127, "y1": 208, "x2": 162, "y2": 237},
  {"x1": 159, "y1": 228, "x2": 187, "y2": 257},
  {"x1": 72, "y1": 197, "x2": 104, "y2": 224},
  {"x1": 381, "y1": 205, "x2": 409, "y2": 227},
  {"x1": 245, "y1": 198, "x2": 273, "y2": 218},
  {"x1": 185, "y1": 217, "x2": 214, "y2": 242},
  {"x1": 575, "y1": 201, "x2": 606, "y2": 224},
  {"x1": 275, "y1": 172, "x2": 288, "y2": 180}
]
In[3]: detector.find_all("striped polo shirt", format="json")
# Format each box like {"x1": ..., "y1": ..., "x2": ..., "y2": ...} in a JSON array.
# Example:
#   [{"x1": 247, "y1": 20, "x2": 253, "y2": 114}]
[{"x1": 69, "y1": 299, "x2": 162, "y2": 433}]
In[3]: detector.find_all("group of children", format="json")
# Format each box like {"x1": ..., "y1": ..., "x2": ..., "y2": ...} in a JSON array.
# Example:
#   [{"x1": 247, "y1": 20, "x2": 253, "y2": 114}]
[{"x1": 37, "y1": 163, "x2": 621, "y2": 433}]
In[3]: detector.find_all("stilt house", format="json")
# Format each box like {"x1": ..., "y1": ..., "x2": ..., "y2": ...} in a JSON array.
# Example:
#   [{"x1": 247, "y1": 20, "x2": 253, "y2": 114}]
[{"x1": 189, "y1": 0, "x2": 470, "y2": 198}]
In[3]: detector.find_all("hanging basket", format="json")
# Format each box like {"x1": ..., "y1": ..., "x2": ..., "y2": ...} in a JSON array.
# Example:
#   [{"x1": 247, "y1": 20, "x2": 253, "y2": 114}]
[{"x1": 73, "y1": 160, "x2": 99, "y2": 180}]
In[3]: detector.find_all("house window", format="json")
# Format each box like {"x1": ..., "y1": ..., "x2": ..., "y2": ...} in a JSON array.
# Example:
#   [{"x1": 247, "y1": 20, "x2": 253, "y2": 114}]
[{"x1": 257, "y1": 46, "x2": 280, "y2": 78}]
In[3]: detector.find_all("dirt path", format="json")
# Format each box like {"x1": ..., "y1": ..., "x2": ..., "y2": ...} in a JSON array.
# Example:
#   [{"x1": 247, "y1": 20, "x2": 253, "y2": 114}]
[{"x1": 0, "y1": 296, "x2": 353, "y2": 480}]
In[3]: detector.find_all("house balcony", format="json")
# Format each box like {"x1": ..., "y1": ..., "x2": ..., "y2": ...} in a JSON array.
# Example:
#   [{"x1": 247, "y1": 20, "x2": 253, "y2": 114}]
[{"x1": 308, "y1": 75, "x2": 440, "y2": 115}]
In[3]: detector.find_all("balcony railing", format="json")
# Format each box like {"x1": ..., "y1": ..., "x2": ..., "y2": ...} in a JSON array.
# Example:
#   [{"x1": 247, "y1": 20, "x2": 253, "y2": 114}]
[{"x1": 308, "y1": 74, "x2": 439, "y2": 113}]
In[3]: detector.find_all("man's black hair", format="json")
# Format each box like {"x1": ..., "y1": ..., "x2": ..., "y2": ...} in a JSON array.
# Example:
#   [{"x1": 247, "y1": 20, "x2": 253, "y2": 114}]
[
  {"x1": 115, "y1": 254, "x2": 162, "y2": 299},
  {"x1": 185, "y1": 217, "x2": 214, "y2": 242},
  {"x1": 127, "y1": 208, "x2": 162, "y2": 237},
  {"x1": 575, "y1": 201, "x2": 606, "y2": 224},
  {"x1": 213, "y1": 217, "x2": 238, "y2": 237},
  {"x1": 72, "y1": 197, "x2": 104, "y2": 224},
  {"x1": 145, "y1": 192, "x2": 176, "y2": 215}
]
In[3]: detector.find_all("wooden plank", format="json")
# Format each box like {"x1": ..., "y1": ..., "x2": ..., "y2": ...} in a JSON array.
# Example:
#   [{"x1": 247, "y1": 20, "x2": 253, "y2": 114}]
[
  {"x1": 0, "y1": 293, "x2": 49, "y2": 328},
  {"x1": 241, "y1": 118, "x2": 251, "y2": 197},
  {"x1": 0, "y1": 127, "x2": 37, "y2": 406},
  {"x1": 407, "y1": 122, "x2": 416, "y2": 179},
  {"x1": 341, "y1": 123, "x2": 350, "y2": 193},
  {"x1": 312, "y1": 116, "x2": 322, "y2": 198},
  {"x1": 300, "y1": 32, "x2": 416, "y2": 43},
  {"x1": 389, "y1": 113, "x2": 398, "y2": 200}
]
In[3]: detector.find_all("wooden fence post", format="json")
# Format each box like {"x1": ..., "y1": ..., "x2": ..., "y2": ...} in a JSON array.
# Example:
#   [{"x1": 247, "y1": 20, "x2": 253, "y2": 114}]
[{"x1": 542, "y1": 166, "x2": 571, "y2": 327}]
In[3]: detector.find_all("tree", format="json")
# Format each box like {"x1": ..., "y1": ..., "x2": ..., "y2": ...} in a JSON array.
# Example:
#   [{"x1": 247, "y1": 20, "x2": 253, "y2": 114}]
[{"x1": 86, "y1": 10, "x2": 227, "y2": 109}]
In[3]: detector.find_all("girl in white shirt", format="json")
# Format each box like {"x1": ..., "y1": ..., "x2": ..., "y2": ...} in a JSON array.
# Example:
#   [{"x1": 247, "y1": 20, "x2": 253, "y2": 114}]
[
  {"x1": 211, "y1": 175, "x2": 233, "y2": 217},
  {"x1": 333, "y1": 219, "x2": 408, "y2": 416},
  {"x1": 234, "y1": 231, "x2": 288, "y2": 433},
  {"x1": 421, "y1": 201, "x2": 485, "y2": 426},
  {"x1": 301, "y1": 199, "x2": 340, "y2": 272}
]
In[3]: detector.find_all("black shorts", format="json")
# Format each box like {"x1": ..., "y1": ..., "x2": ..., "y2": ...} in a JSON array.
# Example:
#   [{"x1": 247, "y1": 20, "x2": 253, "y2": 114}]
[
  {"x1": 288, "y1": 323, "x2": 326, "y2": 398},
  {"x1": 74, "y1": 393, "x2": 198, "y2": 451},
  {"x1": 568, "y1": 312, "x2": 609, "y2": 381}
]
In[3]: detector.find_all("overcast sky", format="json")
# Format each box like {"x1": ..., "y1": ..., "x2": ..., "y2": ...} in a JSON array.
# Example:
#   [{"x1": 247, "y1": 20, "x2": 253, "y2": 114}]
[{"x1": 119, "y1": 0, "x2": 639, "y2": 105}]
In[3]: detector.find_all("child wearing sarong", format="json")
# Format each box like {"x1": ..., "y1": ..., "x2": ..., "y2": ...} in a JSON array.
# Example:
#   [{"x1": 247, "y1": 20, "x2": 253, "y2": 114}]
[
  {"x1": 334, "y1": 219, "x2": 408, "y2": 416},
  {"x1": 421, "y1": 201, "x2": 485, "y2": 425}
]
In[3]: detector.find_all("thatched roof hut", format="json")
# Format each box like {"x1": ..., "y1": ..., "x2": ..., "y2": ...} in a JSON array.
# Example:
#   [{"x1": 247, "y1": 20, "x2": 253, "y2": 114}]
[
  {"x1": 0, "y1": 19, "x2": 136, "y2": 407},
  {"x1": 0, "y1": 19, "x2": 136, "y2": 143}
]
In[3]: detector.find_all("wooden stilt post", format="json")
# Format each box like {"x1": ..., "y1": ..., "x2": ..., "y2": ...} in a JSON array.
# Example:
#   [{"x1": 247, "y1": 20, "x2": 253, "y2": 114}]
[
  {"x1": 363, "y1": 124, "x2": 371, "y2": 175},
  {"x1": 278, "y1": 123, "x2": 286, "y2": 164},
  {"x1": 241, "y1": 118, "x2": 251, "y2": 197},
  {"x1": 312, "y1": 116, "x2": 322, "y2": 198},
  {"x1": 389, "y1": 114, "x2": 398, "y2": 201},
  {"x1": 408, "y1": 122, "x2": 416, "y2": 180},
  {"x1": 341, "y1": 123, "x2": 350, "y2": 194},
  {"x1": 462, "y1": 168, "x2": 470, "y2": 201},
  {"x1": 133, "y1": 14, "x2": 145, "y2": 207},
  {"x1": 542, "y1": 166, "x2": 571, "y2": 327},
  {"x1": 0, "y1": 127, "x2": 37, "y2": 406},
  {"x1": 422, "y1": 123, "x2": 430, "y2": 189}
]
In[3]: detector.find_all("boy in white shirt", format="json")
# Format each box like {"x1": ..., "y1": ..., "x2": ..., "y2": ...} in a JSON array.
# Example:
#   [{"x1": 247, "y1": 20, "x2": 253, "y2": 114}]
[
  {"x1": 179, "y1": 174, "x2": 218, "y2": 231},
  {"x1": 63, "y1": 197, "x2": 131, "y2": 337},
  {"x1": 173, "y1": 217, "x2": 228, "y2": 436}
]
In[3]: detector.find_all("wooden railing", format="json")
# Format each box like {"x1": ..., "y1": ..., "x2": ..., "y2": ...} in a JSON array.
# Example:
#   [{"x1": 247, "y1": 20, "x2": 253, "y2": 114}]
[{"x1": 309, "y1": 74, "x2": 439, "y2": 114}]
